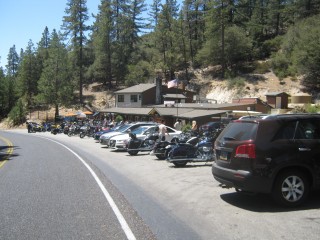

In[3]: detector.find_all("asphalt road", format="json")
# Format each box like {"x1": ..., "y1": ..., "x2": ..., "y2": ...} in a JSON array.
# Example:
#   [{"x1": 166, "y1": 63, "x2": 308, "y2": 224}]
[{"x1": 1, "y1": 129, "x2": 320, "y2": 240}]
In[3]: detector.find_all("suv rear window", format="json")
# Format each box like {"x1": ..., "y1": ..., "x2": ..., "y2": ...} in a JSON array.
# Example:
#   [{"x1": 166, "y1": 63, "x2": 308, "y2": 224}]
[{"x1": 220, "y1": 121, "x2": 258, "y2": 141}]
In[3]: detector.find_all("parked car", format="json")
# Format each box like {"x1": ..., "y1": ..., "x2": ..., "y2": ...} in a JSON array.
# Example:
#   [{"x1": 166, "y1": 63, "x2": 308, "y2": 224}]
[
  {"x1": 109, "y1": 125, "x2": 182, "y2": 151},
  {"x1": 212, "y1": 113, "x2": 320, "y2": 207},
  {"x1": 108, "y1": 125, "x2": 159, "y2": 151},
  {"x1": 99, "y1": 122, "x2": 156, "y2": 147},
  {"x1": 93, "y1": 124, "x2": 124, "y2": 141}
]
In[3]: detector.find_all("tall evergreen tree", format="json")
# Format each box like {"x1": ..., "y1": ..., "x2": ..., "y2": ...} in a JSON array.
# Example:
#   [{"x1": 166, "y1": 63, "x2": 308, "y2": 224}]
[
  {"x1": 38, "y1": 30, "x2": 73, "y2": 116},
  {"x1": 62, "y1": 0, "x2": 90, "y2": 105},
  {"x1": 17, "y1": 40, "x2": 39, "y2": 108},
  {"x1": 154, "y1": 0, "x2": 180, "y2": 80},
  {"x1": 6, "y1": 45, "x2": 20, "y2": 77},
  {"x1": 91, "y1": 0, "x2": 114, "y2": 87},
  {"x1": 0, "y1": 68, "x2": 8, "y2": 117},
  {"x1": 37, "y1": 27, "x2": 51, "y2": 68},
  {"x1": 149, "y1": 0, "x2": 162, "y2": 29}
]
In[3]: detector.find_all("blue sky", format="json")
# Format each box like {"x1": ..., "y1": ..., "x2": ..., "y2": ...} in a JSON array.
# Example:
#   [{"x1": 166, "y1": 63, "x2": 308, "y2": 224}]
[{"x1": 0, "y1": 0, "x2": 100, "y2": 69}]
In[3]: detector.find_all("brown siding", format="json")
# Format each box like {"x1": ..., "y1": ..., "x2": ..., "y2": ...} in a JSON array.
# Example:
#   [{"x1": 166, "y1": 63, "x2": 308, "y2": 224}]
[{"x1": 142, "y1": 87, "x2": 156, "y2": 105}]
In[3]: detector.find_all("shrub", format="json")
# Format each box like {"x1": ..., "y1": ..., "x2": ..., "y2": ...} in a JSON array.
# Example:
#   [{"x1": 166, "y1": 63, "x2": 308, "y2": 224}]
[
  {"x1": 227, "y1": 77, "x2": 246, "y2": 90},
  {"x1": 8, "y1": 99, "x2": 27, "y2": 126}
]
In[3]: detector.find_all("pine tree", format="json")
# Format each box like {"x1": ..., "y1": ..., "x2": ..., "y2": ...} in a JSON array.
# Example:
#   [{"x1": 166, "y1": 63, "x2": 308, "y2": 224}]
[
  {"x1": 91, "y1": 0, "x2": 114, "y2": 87},
  {"x1": 62, "y1": 0, "x2": 90, "y2": 105},
  {"x1": 6, "y1": 45, "x2": 20, "y2": 77},
  {"x1": 154, "y1": 0, "x2": 180, "y2": 80},
  {"x1": 149, "y1": 0, "x2": 162, "y2": 29},
  {"x1": 17, "y1": 40, "x2": 40, "y2": 108},
  {"x1": 38, "y1": 30, "x2": 73, "y2": 116}
]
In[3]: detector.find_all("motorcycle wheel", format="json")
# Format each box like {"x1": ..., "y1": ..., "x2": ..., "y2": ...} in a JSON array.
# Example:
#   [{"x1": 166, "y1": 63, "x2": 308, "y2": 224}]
[
  {"x1": 128, "y1": 150, "x2": 139, "y2": 156},
  {"x1": 80, "y1": 132, "x2": 85, "y2": 138},
  {"x1": 156, "y1": 151, "x2": 168, "y2": 160},
  {"x1": 68, "y1": 132, "x2": 72, "y2": 137},
  {"x1": 172, "y1": 161, "x2": 187, "y2": 167},
  {"x1": 156, "y1": 154, "x2": 166, "y2": 160}
]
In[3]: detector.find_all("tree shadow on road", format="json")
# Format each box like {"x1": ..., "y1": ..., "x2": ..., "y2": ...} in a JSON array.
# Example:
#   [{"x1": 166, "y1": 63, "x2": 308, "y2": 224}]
[{"x1": 0, "y1": 145, "x2": 19, "y2": 161}]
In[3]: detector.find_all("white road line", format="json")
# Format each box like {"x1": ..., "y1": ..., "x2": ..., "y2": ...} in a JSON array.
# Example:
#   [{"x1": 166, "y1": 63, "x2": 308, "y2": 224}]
[{"x1": 42, "y1": 137, "x2": 136, "y2": 240}]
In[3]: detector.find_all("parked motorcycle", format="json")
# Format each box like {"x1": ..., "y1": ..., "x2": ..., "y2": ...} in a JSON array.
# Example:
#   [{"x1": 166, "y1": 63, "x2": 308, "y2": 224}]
[
  {"x1": 68, "y1": 124, "x2": 81, "y2": 137},
  {"x1": 166, "y1": 129, "x2": 222, "y2": 167},
  {"x1": 127, "y1": 132, "x2": 159, "y2": 155},
  {"x1": 150, "y1": 131, "x2": 196, "y2": 160},
  {"x1": 51, "y1": 124, "x2": 63, "y2": 135},
  {"x1": 79, "y1": 125, "x2": 96, "y2": 138}
]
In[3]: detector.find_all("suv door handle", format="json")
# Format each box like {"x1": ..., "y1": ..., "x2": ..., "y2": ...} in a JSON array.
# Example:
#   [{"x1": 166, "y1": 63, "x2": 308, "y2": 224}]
[{"x1": 299, "y1": 147, "x2": 311, "y2": 152}]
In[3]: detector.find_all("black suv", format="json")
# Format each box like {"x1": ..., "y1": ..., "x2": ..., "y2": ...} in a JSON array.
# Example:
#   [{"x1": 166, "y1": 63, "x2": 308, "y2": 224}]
[{"x1": 212, "y1": 114, "x2": 320, "y2": 207}]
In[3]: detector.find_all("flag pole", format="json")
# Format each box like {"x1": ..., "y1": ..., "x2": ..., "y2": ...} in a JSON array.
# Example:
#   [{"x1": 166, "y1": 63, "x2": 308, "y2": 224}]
[{"x1": 176, "y1": 79, "x2": 178, "y2": 118}]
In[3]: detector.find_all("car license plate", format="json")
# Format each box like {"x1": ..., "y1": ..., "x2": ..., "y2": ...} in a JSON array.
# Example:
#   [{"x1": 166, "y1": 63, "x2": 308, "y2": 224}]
[{"x1": 219, "y1": 151, "x2": 228, "y2": 161}]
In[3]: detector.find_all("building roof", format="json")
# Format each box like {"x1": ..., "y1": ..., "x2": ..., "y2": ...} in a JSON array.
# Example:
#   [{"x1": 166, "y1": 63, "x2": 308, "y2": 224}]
[
  {"x1": 152, "y1": 102, "x2": 255, "y2": 109},
  {"x1": 115, "y1": 83, "x2": 156, "y2": 94},
  {"x1": 162, "y1": 94, "x2": 187, "y2": 99},
  {"x1": 149, "y1": 107, "x2": 193, "y2": 116},
  {"x1": 177, "y1": 109, "x2": 230, "y2": 119},
  {"x1": 265, "y1": 92, "x2": 290, "y2": 96},
  {"x1": 100, "y1": 107, "x2": 153, "y2": 115},
  {"x1": 148, "y1": 107, "x2": 230, "y2": 119}
]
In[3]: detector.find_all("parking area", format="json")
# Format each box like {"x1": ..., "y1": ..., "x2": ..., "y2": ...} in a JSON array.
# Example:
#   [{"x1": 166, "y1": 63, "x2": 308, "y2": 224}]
[{"x1": 9, "y1": 129, "x2": 320, "y2": 240}]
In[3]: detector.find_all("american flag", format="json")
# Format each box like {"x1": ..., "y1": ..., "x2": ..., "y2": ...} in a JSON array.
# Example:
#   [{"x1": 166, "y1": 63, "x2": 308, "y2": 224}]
[{"x1": 167, "y1": 79, "x2": 178, "y2": 88}]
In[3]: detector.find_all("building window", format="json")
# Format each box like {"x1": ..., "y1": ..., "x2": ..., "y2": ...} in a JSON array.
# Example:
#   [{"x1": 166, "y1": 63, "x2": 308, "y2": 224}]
[
  {"x1": 118, "y1": 95, "x2": 124, "y2": 102},
  {"x1": 139, "y1": 95, "x2": 141, "y2": 101},
  {"x1": 131, "y1": 95, "x2": 138, "y2": 102}
]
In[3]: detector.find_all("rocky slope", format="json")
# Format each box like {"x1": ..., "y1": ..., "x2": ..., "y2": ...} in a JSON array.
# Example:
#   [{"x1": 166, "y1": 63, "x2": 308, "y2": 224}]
[{"x1": 191, "y1": 67, "x2": 303, "y2": 104}]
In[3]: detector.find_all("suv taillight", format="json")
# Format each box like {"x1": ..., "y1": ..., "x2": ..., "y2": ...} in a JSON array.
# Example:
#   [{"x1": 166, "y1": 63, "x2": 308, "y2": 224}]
[{"x1": 235, "y1": 144, "x2": 256, "y2": 158}]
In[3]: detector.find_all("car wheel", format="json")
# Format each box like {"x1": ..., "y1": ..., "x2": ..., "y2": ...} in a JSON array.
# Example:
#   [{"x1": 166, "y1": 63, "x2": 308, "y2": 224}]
[
  {"x1": 173, "y1": 161, "x2": 187, "y2": 167},
  {"x1": 272, "y1": 170, "x2": 309, "y2": 207}
]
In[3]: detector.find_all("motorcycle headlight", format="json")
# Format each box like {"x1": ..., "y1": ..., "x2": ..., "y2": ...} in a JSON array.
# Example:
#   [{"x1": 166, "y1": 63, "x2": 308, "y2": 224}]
[{"x1": 202, "y1": 146, "x2": 211, "y2": 152}]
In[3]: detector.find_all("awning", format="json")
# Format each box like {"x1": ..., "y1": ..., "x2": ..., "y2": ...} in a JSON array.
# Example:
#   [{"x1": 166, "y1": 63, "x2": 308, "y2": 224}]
[
  {"x1": 83, "y1": 111, "x2": 93, "y2": 115},
  {"x1": 65, "y1": 112, "x2": 77, "y2": 117}
]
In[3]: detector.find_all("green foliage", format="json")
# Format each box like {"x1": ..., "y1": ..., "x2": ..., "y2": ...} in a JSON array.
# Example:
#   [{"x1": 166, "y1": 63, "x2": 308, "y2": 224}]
[
  {"x1": 227, "y1": 77, "x2": 246, "y2": 90},
  {"x1": 125, "y1": 61, "x2": 152, "y2": 86},
  {"x1": 182, "y1": 123, "x2": 191, "y2": 132},
  {"x1": 37, "y1": 30, "x2": 74, "y2": 112},
  {"x1": 8, "y1": 99, "x2": 26, "y2": 125},
  {"x1": 271, "y1": 15, "x2": 320, "y2": 89},
  {"x1": 2, "y1": 0, "x2": 320, "y2": 118},
  {"x1": 253, "y1": 61, "x2": 271, "y2": 74},
  {"x1": 305, "y1": 104, "x2": 320, "y2": 113},
  {"x1": 115, "y1": 115, "x2": 123, "y2": 123},
  {"x1": 271, "y1": 53, "x2": 294, "y2": 79},
  {"x1": 196, "y1": 26, "x2": 252, "y2": 70}
]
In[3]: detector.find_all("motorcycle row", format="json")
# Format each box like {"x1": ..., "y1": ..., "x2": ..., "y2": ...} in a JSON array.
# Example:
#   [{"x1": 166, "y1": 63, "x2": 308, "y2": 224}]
[{"x1": 29, "y1": 120, "x2": 225, "y2": 167}]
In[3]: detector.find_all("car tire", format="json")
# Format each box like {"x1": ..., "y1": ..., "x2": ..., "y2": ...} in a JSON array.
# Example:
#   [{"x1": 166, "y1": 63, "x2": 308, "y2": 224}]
[{"x1": 272, "y1": 170, "x2": 310, "y2": 207}]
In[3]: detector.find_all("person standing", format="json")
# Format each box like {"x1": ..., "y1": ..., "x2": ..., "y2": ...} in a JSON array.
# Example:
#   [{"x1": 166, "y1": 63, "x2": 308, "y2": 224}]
[
  {"x1": 191, "y1": 120, "x2": 198, "y2": 136},
  {"x1": 159, "y1": 119, "x2": 168, "y2": 141},
  {"x1": 174, "y1": 119, "x2": 182, "y2": 131}
]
